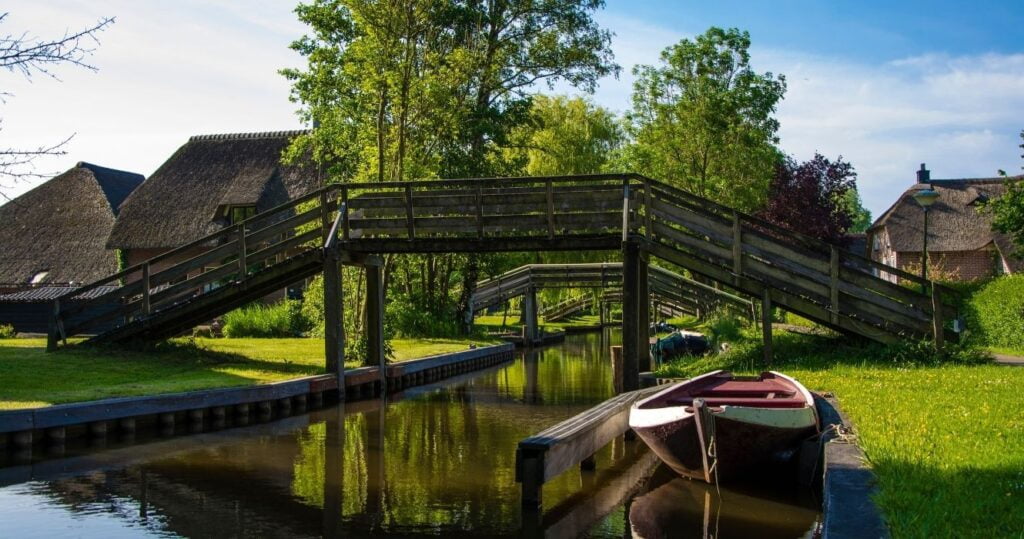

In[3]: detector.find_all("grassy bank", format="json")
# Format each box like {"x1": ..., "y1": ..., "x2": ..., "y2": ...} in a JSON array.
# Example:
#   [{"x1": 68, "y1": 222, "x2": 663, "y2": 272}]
[
  {"x1": 0, "y1": 336, "x2": 499, "y2": 410},
  {"x1": 655, "y1": 331, "x2": 1023, "y2": 538}
]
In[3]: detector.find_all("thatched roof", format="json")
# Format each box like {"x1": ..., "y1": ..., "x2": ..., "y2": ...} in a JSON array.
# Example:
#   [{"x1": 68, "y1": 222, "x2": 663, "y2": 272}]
[
  {"x1": 107, "y1": 130, "x2": 319, "y2": 250},
  {"x1": 869, "y1": 176, "x2": 1024, "y2": 253},
  {"x1": 0, "y1": 162, "x2": 144, "y2": 286}
]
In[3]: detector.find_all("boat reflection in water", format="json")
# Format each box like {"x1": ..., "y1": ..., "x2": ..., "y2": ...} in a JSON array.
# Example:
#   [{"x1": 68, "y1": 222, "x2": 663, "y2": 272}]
[{"x1": 629, "y1": 465, "x2": 821, "y2": 539}]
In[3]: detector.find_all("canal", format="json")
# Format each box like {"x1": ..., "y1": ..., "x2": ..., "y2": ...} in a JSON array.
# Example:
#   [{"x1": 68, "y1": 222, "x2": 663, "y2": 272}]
[{"x1": 0, "y1": 331, "x2": 820, "y2": 538}]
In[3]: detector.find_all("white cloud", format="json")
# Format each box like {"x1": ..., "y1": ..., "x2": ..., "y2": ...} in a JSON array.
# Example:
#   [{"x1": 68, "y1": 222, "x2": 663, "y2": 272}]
[
  {"x1": 2, "y1": 5, "x2": 1021, "y2": 219},
  {"x1": 585, "y1": 14, "x2": 1024, "y2": 217},
  {"x1": 1, "y1": 0, "x2": 305, "y2": 199}
]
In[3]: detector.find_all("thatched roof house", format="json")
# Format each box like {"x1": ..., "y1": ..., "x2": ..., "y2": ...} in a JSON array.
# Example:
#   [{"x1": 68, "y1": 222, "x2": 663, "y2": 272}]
[
  {"x1": 868, "y1": 165, "x2": 1024, "y2": 281},
  {"x1": 0, "y1": 162, "x2": 144, "y2": 290},
  {"x1": 107, "y1": 130, "x2": 319, "y2": 258}
]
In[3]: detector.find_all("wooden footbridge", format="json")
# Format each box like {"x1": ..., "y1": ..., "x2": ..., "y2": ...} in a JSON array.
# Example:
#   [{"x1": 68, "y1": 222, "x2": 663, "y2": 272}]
[
  {"x1": 470, "y1": 262, "x2": 754, "y2": 330},
  {"x1": 49, "y1": 173, "x2": 956, "y2": 393}
]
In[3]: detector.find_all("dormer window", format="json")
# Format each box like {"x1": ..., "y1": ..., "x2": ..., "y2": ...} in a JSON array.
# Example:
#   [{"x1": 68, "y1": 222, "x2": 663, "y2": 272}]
[
  {"x1": 30, "y1": 271, "x2": 48, "y2": 285},
  {"x1": 226, "y1": 205, "x2": 256, "y2": 224}
]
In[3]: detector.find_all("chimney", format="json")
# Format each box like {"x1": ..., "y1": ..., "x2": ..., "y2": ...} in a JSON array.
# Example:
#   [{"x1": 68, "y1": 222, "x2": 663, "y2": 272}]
[{"x1": 916, "y1": 163, "x2": 930, "y2": 184}]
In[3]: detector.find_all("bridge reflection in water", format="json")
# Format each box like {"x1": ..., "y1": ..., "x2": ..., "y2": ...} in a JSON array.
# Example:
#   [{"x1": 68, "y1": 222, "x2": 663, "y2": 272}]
[{"x1": 0, "y1": 331, "x2": 819, "y2": 538}]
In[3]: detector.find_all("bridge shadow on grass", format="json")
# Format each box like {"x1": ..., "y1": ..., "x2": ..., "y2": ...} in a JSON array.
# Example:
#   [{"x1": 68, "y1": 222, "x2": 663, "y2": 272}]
[
  {"x1": 868, "y1": 459, "x2": 1024, "y2": 537},
  {"x1": 0, "y1": 339, "x2": 322, "y2": 409},
  {"x1": 658, "y1": 330, "x2": 992, "y2": 377}
]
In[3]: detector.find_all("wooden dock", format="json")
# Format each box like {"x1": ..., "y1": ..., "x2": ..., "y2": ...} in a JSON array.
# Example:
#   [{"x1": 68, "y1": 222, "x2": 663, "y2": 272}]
[{"x1": 515, "y1": 384, "x2": 662, "y2": 509}]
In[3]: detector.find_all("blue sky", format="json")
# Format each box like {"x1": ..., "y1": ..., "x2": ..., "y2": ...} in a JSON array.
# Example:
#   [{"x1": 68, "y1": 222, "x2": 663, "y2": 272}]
[{"x1": 3, "y1": 0, "x2": 1022, "y2": 218}]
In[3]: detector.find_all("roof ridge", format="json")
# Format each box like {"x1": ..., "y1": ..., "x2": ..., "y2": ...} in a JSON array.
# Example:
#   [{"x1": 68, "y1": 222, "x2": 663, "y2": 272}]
[
  {"x1": 189, "y1": 129, "x2": 309, "y2": 142},
  {"x1": 930, "y1": 175, "x2": 1023, "y2": 185}
]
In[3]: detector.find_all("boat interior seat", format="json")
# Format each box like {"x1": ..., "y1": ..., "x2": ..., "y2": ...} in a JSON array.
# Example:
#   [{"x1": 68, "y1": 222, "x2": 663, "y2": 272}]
[{"x1": 667, "y1": 396, "x2": 808, "y2": 408}]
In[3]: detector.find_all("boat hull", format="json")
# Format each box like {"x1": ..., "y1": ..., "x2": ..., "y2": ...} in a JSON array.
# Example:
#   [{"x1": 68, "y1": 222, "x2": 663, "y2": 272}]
[
  {"x1": 631, "y1": 411, "x2": 816, "y2": 482},
  {"x1": 629, "y1": 371, "x2": 818, "y2": 483}
]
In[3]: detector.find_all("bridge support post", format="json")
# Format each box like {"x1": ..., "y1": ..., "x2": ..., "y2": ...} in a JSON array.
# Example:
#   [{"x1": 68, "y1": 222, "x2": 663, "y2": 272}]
[
  {"x1": 523, "y1": 286, "x2": 539, "y2": 345},
  {"x1": 621, "y1": 241, "x2": 641, "y2": 391},
  {"x1": 324, "y1": 248, "x2": 345, "y2": 399},
  {"x1": 365, "y1": 259, "x2": 386, "y2": 391},
  {"x1": 638, "y1": 251, "x2": 651, "y2": 373},
  {"x1": 762, "y1": 288, "x2": 773, "y2": 366}
]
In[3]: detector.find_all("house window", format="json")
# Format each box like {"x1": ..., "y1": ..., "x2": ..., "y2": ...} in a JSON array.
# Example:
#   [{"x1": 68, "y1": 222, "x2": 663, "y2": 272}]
[
  {"x1": 30, "y1": 271, "x2": 48, "y2": 285},
  {"x1": 227, "y1": 205, "x2": 256, "y2": 224}
]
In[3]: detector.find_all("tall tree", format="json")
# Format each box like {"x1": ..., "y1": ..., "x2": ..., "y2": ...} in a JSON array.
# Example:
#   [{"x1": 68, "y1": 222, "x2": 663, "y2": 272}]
[
  {"x1": 503, "y1": 94, "x2": 623, "y2": 176},
  {"x1": 985, "y1": 130, "x2": 1024, "y2": 255},
  {"x1": 0, "y1": 12, "x2": 114, "y2": 198},
  {"x1": 759, "y1": 153, "x2": 859, "y2": 244},
  {"x1": 625, "y1": 27, "x2": 785, "y2": 212},
  {"x1": 283, "y1": 0, "x2": 618, "y2": 333}
]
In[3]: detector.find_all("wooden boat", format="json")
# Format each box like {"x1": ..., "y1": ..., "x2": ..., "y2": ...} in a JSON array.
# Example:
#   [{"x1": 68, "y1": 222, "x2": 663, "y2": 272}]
[
  {"x1": 650, "y1": 330, "x2": 709, "y2": 361},
  {"x1": 629, "y1": 370, "x2": 818, "y2": 483}
]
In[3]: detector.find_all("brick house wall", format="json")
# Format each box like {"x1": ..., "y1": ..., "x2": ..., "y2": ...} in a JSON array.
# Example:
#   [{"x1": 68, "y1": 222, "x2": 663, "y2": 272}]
[{"x1": 894, "y1": 248, "x2": 998, "y2": 281}]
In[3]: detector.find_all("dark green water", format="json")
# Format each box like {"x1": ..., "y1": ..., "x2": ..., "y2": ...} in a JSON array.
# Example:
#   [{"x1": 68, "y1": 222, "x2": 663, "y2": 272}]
[{"x1": 0, "y1": 331, "x2": 820, "y2": 538}]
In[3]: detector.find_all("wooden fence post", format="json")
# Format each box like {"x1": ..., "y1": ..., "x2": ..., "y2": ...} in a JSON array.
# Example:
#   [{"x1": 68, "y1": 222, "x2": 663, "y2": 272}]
[
  {"x1": 732, "y1": 212, "x2": 742, "y2": 287},
  {"x1": 141, "y1": 262, "x2": 151, "y2": 316},
  {"x1": 523, "y1": 286, "x2": 539, "y2": 344},
  {"x1": 324, "y1": 248, "x2": 345, "y2": 398},
  {"x1": 762, "y1": 288, "x2": 773, "y2": 366},
  {"x1": 545, "y1": 179, "x2": 555, "y2": 238},
  {"x1": 237, "y1": 225, "x2": 247, "y2": 282},
  {"x1": 621, "y1": 241, "x2": 640, "y2": 391},
  {"x1": 829, "y1": 246, "x2": 840, "y2": 324},
  {"x1": 47, "y1": 299, "x2": 60, "y2": 352},
  {"x1": 404, "y1": 185, "x2": 415, "y2": 240},
  {"x1": 366, "y1": 259, "x2": 385, "y2": 391},
  {"x1": 931, "y1": 285, "x2": 944, "y2": 351},
  {"x1": 476, "y1": 186, "x2": 484, "y2": 239},
  {"x1": 637, "y1": 251, "x2": 650, "y2": 373},
  {"x1": 320, "y1": 190, "x2": 331, "y2": 244}
]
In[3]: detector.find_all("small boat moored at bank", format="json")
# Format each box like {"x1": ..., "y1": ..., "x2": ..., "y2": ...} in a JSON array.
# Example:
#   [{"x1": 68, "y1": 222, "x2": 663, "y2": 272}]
[{"x1": 629, "y1": 370, "x2": 818, "y2": 483}]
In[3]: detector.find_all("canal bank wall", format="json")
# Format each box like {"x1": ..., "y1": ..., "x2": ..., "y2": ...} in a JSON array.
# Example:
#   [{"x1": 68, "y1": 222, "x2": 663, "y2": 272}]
[{"x1": 0, "y1": 343, "x2": 514, "y2": 454}]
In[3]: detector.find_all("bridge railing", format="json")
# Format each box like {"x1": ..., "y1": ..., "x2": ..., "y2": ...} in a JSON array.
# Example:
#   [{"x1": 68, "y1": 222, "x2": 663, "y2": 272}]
[
  {"x1": 642, "y1": 178, "x2": 956, "y2": 340},
  {"x1": 48, "y1": 188, "x2": 338, "y2": 348},
  {"x1": 341, "y1": 174, "x2": 642, "y2": 250},
  {"x1": 50, "y1": 172, "x2": 952, "y2": 347}
]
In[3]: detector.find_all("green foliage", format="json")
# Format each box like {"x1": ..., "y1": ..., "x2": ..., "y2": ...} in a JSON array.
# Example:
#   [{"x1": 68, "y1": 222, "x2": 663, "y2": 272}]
[
  {"x1": 387, "y1": 292, "x2": 460, "y2": 338},
  {"x1": 223, "y1": 300, "x2": 311, "y2": 338},
  {"x1": 983, "y1": 129, "x2": 1024, "y2": 255},
  {"x1": 282, "y1": 0, "x2": 617, "y2": 181},
  {"x1": 504, "y1": 95, "x2": 624, "y2": 176},
  {"x1": 0, "y1": 324, "x2": 15, "y2": 339},
  {"x1": 625, "y1": 27, "x2": 785, "y2": 212},
  {"x1": 963, "y1": 274, "x2": 1024, "y2": 350},
  {"x1": 704, "y1": 310, "x2": 744, "y2": 351},
  {"x1": 842, "y1": 188, "x2": 873, "y2": 233}
]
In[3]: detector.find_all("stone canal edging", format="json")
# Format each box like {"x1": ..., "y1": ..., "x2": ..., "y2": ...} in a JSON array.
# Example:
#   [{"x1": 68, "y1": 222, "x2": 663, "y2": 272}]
[
  {"x1": 0, "y1": 343, "x2": 514, "y2": 452},
  {"x1": 817, "y1": 394, "x2": 890, "y2": 539}
]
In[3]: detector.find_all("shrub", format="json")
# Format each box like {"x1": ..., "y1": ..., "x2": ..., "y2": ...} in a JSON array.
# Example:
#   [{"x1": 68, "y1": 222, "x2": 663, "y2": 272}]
[
  {"x1": 705, "y1": 310, "x2": 744, "y2": 351},
  {"x1": 963, "y1": 274, "x2": 1024, "y2": 350},
  {"x1": 0, "y1": 323, "x2": 15, "y2": 339},
  {"x1": 223, "y1": 300, "x2": 310, "y2": 338}
]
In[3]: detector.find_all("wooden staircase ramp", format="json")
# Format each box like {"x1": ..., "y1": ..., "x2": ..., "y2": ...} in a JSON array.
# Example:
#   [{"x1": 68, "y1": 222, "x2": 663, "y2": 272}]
[
  {"x1": 50, "y1": 174, "x2": 954, "y2": 348},
  {"x1": 539, "y1": 296, "x2": 591, "y2": 322}
]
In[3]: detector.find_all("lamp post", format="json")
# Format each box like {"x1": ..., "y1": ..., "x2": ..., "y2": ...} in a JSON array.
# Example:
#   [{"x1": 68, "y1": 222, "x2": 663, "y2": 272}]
[{"x1": 912, "y1": 188, "x2": 940, "y2": 292}]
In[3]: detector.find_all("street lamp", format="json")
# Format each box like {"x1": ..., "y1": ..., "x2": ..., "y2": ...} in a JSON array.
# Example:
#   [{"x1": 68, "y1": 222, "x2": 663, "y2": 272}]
[{"x1": 912, "y1": 187, "x2": 940, "y2": 291}]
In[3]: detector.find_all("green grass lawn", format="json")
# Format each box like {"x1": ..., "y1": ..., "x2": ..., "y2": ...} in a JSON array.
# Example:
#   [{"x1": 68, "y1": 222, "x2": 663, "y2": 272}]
[
  {"x1": 656, "y1": 331, "x2": 1024, "y2": 538},
  {"x1": 0, "y1": 336, "x2": 498, "y2": 410}
]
